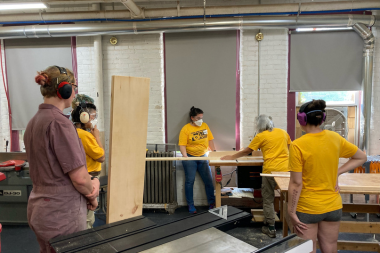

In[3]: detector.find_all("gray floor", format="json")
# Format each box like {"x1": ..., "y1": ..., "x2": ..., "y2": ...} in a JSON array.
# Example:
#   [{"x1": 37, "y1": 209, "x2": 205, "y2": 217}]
[{"x1": 2, "y1": 208, "x2": 380, "y2": 253}]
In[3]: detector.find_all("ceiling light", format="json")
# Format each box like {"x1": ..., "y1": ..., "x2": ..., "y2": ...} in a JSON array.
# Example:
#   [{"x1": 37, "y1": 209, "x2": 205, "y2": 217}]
[
  {"x1": 0, "y1": 3, "x2": 47, "y2": 10},
  {"x1": 296, "y1": 27, "x2": 353, "y2": 32}
]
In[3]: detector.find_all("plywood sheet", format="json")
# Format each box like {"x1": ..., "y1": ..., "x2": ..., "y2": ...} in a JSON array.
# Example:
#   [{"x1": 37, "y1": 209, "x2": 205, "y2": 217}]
[{"x1": 107, "y1": 76, "x2": 150, "y2": 224}]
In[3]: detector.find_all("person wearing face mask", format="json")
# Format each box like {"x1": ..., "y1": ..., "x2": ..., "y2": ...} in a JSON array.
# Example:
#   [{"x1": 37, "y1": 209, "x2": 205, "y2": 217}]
[
  {"x1": 71, "y1": 94, "x2": 105, "y2": 228},
  {"x1": 179, "y1": 106, "x2": 216, "y2": 214}
]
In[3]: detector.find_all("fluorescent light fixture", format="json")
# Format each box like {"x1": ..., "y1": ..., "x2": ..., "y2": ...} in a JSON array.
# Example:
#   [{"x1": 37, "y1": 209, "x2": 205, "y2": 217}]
[
  {"x1": 296, "y1": 27, "x2": 353, "y2": 32},
  {"x1": 0, "y1": 3, "x2": 47, "y2": 10}
]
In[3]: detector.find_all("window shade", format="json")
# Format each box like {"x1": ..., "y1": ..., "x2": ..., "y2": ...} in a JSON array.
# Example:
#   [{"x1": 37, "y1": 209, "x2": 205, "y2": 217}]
[
  {"x1": 165, "y1": 31, "x2": 237, "y2": 151},
  {"x1": 290, "y1": 31, "x2": 363, "y2": 92},
  {"x1": 5, "y1": 38, "x2": 72, "y2": 130}
]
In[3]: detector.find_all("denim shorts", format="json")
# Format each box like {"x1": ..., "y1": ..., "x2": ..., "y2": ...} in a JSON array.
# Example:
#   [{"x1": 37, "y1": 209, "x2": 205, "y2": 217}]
[{"x1": 296, "y1": 209, "x2": 342, "y2": 224}]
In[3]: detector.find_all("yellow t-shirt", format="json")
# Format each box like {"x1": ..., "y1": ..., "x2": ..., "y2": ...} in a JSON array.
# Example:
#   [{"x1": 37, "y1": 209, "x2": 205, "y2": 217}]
[
  {"x1": 178, "y1": 123, "x2": 214, "y2": 156},
  {"x1": 289, "y1": 130, "x2": 358, "y2": 214},
  {"x1": 77, "y1": 129, "x2": 104, "y2": 173},
  {"x1": 248, "y1": 128, "x2": 291, "y2": 174}
]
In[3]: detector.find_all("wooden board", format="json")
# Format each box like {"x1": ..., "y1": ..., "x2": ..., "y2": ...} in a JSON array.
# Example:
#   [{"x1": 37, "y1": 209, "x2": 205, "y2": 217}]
[
  {"x1": 337, "y1": 241, "x2": 380, "y2": 252},
  {"x1": 107, "y1": 76, "x2": 150, "y2": 224},
  {"x1": 250, "y1": 209, "x2": 280, "y2": 223},
  {"x1": 348, "y1": 106, "x2": 356, "y2": 117},
  {"x1": 339, "y1": 221, "x2": 380, "y2": 234},
  {"x1": 208, "y1": 150, "x2": 263, "y2": 157},
  {"x1": 145, "y1": 156, "x2": 263, "y2": 162},
  {"x1": 209, "y1": 160, "x2": 264, "y2": 166},
  {"x1": 274, "y1": 173, "x2": 380, "y2": 195},
  {"x1": 146, "y1": 150, "x2": 263, "y2": 162},
  {"x1": 261, "y1": 173, "x2": 290, "y2": 178},
  {"x1": 252, "y1": 214, "x2": 280, "y2": 223},
  {"x1": 342, "y1": 203, "x2": 380, "y2": 214}
]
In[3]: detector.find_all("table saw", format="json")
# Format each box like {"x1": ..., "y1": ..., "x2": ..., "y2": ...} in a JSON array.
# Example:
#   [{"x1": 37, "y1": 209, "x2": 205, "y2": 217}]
[
  {"x1": 0, "y1": 152, "x2": 31, "y2": 224},
  {"x1": 50, "y1": 206, "x2": 312, "y2": 253}
]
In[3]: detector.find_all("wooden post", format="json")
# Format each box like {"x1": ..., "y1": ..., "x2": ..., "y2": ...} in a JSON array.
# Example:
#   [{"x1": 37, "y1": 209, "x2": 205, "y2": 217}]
[
  {"x1": 215, "y1": 182, "x2": 221, "y2": 208},
  {"x1": 107, "y1": 76, "x2": 150, "y2": 224},
  {"x1": 215, "y1": 165, "x2": 222, "y2": 208},
  {"x1": 283, "y1": 192, "x2": 289, "y2": 237}
]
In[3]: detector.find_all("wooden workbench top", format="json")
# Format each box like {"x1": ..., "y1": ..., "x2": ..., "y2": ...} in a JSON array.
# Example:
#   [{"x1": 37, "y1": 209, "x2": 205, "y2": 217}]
[
  {"x1": 209, "y1": 159, "x2": 264, "y2": 166},
  {"x1": 274, "y1": 172, "x2": 380, "y2": 195},
  {"x1": 146, "y1": 151, "x2": 264, "y2": 166}
]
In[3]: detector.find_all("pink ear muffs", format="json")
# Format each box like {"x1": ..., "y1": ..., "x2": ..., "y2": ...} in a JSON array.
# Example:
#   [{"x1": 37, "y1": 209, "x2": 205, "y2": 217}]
[{"x1": 297, "y1": 110, "x2": 326, "y2": 126}]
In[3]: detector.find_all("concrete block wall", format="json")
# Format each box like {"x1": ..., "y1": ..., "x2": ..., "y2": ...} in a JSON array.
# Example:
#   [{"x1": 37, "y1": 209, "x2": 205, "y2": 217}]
[{"x1": 240, "y1": 29, "x2": 289, "y2": 148}]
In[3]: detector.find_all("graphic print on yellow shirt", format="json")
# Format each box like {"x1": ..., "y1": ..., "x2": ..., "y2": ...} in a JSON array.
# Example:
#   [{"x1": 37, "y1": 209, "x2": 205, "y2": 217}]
[
  {"x1": 178, "y1": 123, "x2": 214, "y2": 156},
  {"x1": 248, "y1": 128, "x2": 291, "y2": 174},
  {"x1": 289, "y1": 130, "x2": 358, "y2": 214},
  {"x1": 77, "y1": 128, "x2": 104, "y2": 173}
]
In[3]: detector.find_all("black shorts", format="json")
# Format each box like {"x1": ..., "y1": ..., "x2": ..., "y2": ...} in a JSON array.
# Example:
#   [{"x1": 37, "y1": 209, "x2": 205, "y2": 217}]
[{"x1": 296, "y1": 209, "x2": 342, "y2": 224}]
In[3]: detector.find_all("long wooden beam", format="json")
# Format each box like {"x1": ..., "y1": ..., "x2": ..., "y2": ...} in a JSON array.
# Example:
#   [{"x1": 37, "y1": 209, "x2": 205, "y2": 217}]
[
  {"x1": 337, "y1": 241, "x2": 380, "y2": 252},
  {"x1": 145, "y1": 156, "x2": 263, "y2": 161},
  {"x1": 343, "y1": 203, "x2": 380, "y2": 214},
  {"x1": 340, "y1": 221, "x2": 380, "y2": 234}
]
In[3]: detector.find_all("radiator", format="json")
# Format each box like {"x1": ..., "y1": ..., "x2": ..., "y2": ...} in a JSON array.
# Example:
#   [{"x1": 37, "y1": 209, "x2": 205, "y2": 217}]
[{"x1": 144, "y1": 151, "x2": 178, "y2": 214}]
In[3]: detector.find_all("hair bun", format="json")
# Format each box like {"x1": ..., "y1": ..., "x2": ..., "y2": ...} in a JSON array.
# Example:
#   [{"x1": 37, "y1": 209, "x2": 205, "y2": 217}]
[
  {"x1": 311, "y1": 99, "x2": 326, "y2": 111},
  {"x1": 190, "y1": 106, "x2": 195, "y2": 111},
  {"x1": 35, "y1": 73, "x2": 49, "y2": 86}
]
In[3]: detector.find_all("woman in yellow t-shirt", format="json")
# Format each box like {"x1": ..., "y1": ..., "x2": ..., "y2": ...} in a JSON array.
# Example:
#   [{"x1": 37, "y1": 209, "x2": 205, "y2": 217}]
[
  {"x1": 71, "y1": 95, "x2": 105, "y2": 229},
  {"x1": 179, "y1": 106, "x2": 216, "y2": 214},
  {"x1": 221, "y1": 115, "x2": 291, "y2": 238},
  {"x1": 288, "y1": 100, "x2": 366, "y2": 253}
]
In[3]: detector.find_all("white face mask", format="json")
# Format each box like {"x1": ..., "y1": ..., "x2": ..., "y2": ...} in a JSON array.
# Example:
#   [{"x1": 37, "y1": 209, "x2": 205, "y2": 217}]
[
  {"x1": 90, "y1": 119, "x2": 98, "y2": 129},
  {"x1": 194, "y1": 119, "x2": 203, "y2": 126}
]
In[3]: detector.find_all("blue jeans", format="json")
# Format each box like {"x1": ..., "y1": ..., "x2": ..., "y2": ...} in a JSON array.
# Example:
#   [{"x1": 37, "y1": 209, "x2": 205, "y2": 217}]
[{"x1": 182, "y1": 154, "x2": 215, "y2": 206}]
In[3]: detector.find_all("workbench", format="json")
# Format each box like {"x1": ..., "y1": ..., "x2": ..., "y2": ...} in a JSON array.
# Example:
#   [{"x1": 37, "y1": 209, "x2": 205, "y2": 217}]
[
  {"x1": 274, "y1": 172, "x2": 380, "y2": 252},
  {"x1": 146, "y1": 151, "x2": 265, "y2": 209},
  {"x1": 208, "y1": 151, "x2": 264, "y2": 208}
]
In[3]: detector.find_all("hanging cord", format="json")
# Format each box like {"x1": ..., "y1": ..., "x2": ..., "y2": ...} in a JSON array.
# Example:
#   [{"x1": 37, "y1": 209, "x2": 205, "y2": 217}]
[
  {"x1": 0, "y1": 40, "x2": 12, "y2": 151},
  {"x1": 222, "y1": 168, "x2": 237, "y2": 188},
  {"x1": 253, "y1": 198, "x2": 263, "y2": 204}
]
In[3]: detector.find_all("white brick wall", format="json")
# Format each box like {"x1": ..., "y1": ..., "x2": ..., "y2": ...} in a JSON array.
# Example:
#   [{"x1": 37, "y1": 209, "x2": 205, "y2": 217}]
[
  {"x1": 77, "y1": 37, "x2": 97, "y2": 101},
  {"x1": 102, "y1": 33, "x2": 165, "y2": 159},
  {"x1": 240, "y1": 29, "x2": 288, "y2": 148},
  {"x1": 0, "y1": 40, "x2": 10, "y2": 152},
  {"x1": 77, "y1": 34, "x2": 165, "y2": 168}
]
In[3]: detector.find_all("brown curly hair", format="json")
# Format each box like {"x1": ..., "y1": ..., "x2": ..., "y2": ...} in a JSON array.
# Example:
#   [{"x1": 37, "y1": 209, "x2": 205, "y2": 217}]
[{"x1": 35, "y1": 66, "x2": 75, "y2": 98}]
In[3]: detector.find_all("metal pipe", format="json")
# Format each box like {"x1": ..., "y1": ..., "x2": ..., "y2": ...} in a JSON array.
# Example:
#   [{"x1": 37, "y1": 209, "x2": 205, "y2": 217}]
[
  {"x1": 258, "y1": 38, "x2": 261, "y2": 117},
  {"x1": 120, "y1": 0, "x2": 142, "y2": 17},
  {"x1": 353, "y1": 23, "x2": 375, "y2": 154},
  {"x1": 0, "y1": 0, "x2": 380, "y2": 23},
  {"x1": 0, "y1": 15, "x2": 377, "y2": 39}
]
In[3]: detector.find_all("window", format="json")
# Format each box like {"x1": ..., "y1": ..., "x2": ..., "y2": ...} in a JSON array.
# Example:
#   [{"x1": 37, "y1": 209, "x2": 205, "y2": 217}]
[{"x1": 297, "y1": 91, "x2": 357, "y2": 106}]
